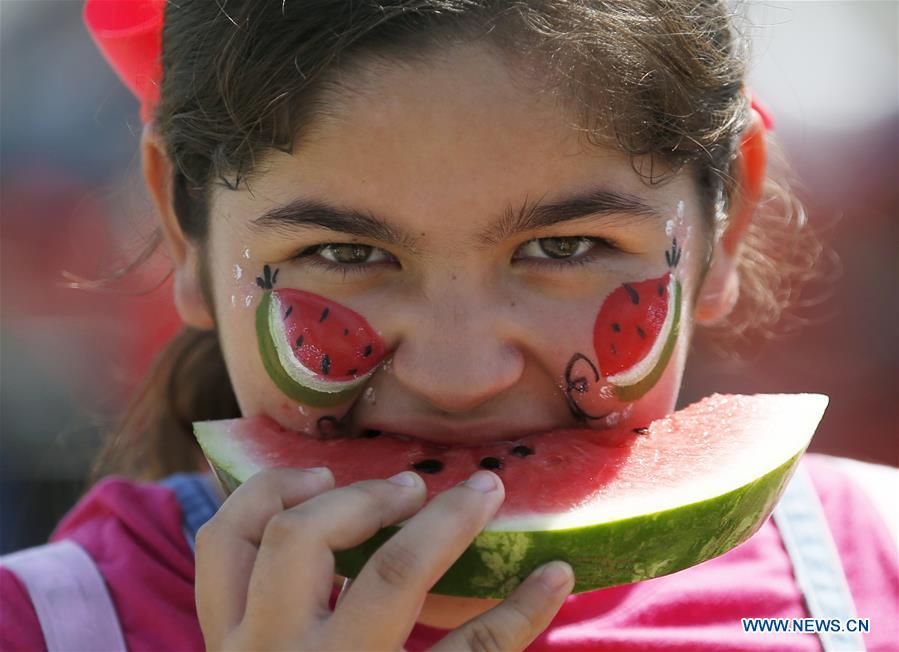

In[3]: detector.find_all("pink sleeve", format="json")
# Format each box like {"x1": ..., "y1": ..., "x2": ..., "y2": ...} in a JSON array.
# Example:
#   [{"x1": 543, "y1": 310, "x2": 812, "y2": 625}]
[{"x1": 0, "y1": 566, "x2": 47, "y2": 652}]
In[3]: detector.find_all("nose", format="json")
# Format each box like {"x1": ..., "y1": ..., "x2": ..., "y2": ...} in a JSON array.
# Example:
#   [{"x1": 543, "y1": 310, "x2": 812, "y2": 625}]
[{"x1": 388, "y1": 292, "x2": 525, "y2": 414}]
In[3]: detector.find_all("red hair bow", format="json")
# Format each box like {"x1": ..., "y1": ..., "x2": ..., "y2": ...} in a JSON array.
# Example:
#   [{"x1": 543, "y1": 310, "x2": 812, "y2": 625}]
[
  {"x1": 84, "y1": 0, "x2": 165, "y2": 124},
  {"x1": 83, "y1": 0, "x2": 776, "y2": 131}
]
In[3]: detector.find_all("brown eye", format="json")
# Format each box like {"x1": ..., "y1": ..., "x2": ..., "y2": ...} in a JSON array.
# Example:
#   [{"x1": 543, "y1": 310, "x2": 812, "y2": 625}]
[
  {"x1": 538, "y1": 237, "x2": 585, "y2": 258},
  {"x1": 318, "y1": 243, "x2": 394, "y2": 265}
]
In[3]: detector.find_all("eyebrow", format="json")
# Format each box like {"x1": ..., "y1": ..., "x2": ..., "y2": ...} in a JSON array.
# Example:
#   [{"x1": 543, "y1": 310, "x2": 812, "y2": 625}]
[
  {"x1": 250, "y1": 187, "x2": 660, "y2": 248},
  {"x1": 479, "y1": 188, "x2": 660, "y2": 246}
]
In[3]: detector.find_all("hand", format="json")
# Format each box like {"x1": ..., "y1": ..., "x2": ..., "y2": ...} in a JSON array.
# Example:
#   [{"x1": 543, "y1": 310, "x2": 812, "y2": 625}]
[{"x1": 195, "y1": 467, "x2": 574, "y2": 651}]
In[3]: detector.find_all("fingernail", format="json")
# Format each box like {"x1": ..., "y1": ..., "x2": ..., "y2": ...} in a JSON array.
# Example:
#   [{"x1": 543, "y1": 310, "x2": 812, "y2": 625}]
[
  {"x1": 387, "y1": 471, "x2": 420, "y2": 487},
  {"x1": 303, "y1": 467, "x2": 331, "y2": 475},
  {"x1": 537, "y1": 561, "x2": 573, "y2": 591},
  {"x1": 464, "y1": 470, "x2": 498, "y2": 493}
]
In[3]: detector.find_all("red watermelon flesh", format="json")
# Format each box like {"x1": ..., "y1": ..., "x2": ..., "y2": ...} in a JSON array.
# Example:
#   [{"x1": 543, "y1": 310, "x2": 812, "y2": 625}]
[
  {"x1": 274, "y1": 289, "x2": 385, "y2": 380},
  {"x1": 594, "y1": 272, "x2": 671, "y2": 378},
  {"x1": 195, "y1": 394, "x2": 827, "y2": 530}
]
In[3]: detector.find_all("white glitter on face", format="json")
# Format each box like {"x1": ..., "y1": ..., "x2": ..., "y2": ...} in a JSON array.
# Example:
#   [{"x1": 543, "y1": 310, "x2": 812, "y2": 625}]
[
  {"x1": 243, "y1": 248, "x2": 251, "y2": 260},
  {"x1": 244, "y1": 295, "x2": 253, "y2": 307},
  {"x1": 233, "y1": 264, "x2": 243, "y2": 280},
  {"x1": 676, "y1": 200, "x2": 685, "y2": 221},
  {"x1": 363, "y1": 386, "x2": 376, "y2": 405},
  {"x1": 665, "y1": 219, "x2": 674, "y2": 237},
  {"x1": 599, "y1": 384, "x2": 615, "y2": 400},
  {"x1": 297, "y1": 404, "x2": 309, "y2": 416},
  {"x1": 230, "y1": 295, "x2": 237, "y2": 308}
]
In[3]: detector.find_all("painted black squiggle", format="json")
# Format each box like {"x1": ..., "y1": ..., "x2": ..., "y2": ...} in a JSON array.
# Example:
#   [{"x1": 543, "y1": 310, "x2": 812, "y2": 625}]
[{"x1": 563, "y1": 352, "x2": 610, "y2": 421}]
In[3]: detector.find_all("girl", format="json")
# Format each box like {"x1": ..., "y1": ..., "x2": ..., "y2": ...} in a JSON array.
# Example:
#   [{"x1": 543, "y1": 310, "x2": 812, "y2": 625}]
[{"x1": 2, "y1": 1, "x2": 896, "y2": 650}]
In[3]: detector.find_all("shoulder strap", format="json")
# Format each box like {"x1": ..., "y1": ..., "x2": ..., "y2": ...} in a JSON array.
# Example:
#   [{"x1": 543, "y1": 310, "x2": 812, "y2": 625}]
[
  {"x1": 1, "y1": 539, "x2": 128, "y2": 652},
  {"x1": 772, "y1": 462, "x2": 865, "y2": 652},
  {"x1": 159, "y1": 472, "x2": 222, "y2": 553}
]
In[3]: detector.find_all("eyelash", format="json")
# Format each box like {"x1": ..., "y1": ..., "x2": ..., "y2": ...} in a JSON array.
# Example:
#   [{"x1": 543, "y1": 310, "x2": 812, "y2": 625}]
[{"x1": 290, "y1": 236, "x2": 623, "y2": 276}]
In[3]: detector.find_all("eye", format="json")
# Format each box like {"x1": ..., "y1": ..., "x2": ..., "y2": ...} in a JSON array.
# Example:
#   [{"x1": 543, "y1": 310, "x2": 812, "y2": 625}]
[
  {"x1": 317, "y1": 243, "x2": 394, "y2": 265},
  {"x1": 515, "y1": 236, "x2": 598, "y2": 260}
]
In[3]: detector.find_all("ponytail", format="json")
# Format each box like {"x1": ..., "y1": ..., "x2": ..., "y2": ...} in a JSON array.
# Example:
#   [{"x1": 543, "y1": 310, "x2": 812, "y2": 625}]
[{"x1": 89, "y1": 326, "x2": 240, "y2": 483}]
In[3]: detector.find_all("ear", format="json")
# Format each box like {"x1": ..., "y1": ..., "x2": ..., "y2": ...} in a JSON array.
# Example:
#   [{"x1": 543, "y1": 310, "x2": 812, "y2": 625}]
[
  {"x1": 141, "y1": 124, "x2": 215, "y2": 330},
  {"x1": 695, "y1": 108, "x2": 768, "y2": 325}
]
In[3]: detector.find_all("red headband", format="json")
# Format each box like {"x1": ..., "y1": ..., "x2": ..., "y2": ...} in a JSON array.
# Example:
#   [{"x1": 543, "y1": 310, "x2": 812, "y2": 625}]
[{"x1": 83, "y1": 0, "x2": 775, "y2": 130}]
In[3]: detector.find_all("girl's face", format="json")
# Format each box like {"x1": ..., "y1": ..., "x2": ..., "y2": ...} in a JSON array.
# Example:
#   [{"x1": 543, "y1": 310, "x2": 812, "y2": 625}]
[{"x1": 200, "y1": 44, "x2": 712, "y2": 443}]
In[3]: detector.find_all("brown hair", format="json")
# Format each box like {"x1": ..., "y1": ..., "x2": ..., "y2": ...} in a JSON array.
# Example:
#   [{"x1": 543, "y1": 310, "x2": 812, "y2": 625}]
[{"x1": 90, "y1": 0, "x2": 817, "y2": 482}]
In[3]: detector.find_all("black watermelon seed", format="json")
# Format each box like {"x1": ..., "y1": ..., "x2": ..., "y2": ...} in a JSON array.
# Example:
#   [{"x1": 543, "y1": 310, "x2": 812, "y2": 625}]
[
  {"x1": 658, "y1": 283, "x2": 665, "y2": 296},
  {"x1": 611, "y1": 343, "x2": 618, "y2": 355},
  {"x1": 511, "y1": 445, "x2": 534, "y2": 457},
  {"x1": 362, "y1": 429, "x2": 382, "y2": 438},
  {"x1": 343, "y1": 328, "x2": 349, "y2": 336},
  {"x1": 623, "y1": 283, "x2": 640, "y2": 305},
  {"x1": 362, "y1": 344, "x2": 373, "y2": 357},
  {"x1": 632, "y1": 427, "x2": 649, "y2": 435},
  {"x1": 636, "y1": 325, "x2": 646, "y2": 339},
  {"x1": 479, "y1": 456, "x2": 502, "y2": 470},
  {"x1": 347, "y1": 368, "x2": 358, "y2": 376},
  {"x1": 320, "y1": 307, "x2": 330, "y2": 322},
  {"x1": 296, "y1": 335, "x2": 304, "y2": 348},
  {"x1": 284, "y1": 306, "x2": 293, "y2": 319},
  {"x1": 413, "y1": 459, "x2": 443, "y2": 474},
  {"x1": 321, "y1": 354, "x2": 331, "y2": 375},
  {"x1": 611, "y1": 322, "x2": 621, "y2": 333}
]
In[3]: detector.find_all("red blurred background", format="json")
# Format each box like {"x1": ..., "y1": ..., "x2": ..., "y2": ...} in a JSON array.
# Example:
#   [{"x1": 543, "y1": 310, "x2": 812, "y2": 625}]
[{"x1": 1, "y1": 2, "x2": 896, "y2": 553}]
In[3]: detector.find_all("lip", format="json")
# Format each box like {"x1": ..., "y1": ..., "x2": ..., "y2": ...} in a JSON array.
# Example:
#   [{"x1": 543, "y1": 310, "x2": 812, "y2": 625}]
[{"x1": 352, "y1": 420, "x2": 558, "y2": 447}]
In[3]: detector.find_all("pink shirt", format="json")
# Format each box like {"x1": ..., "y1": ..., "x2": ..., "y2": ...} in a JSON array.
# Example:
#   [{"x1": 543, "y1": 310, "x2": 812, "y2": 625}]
[{"x1": 2, "y1": 453, "x2": 897, "y2": 651}]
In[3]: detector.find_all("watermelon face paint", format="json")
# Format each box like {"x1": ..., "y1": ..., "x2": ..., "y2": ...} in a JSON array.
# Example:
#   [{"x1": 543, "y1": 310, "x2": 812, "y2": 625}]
[
  {"x1": 594, "y1": 240, "x2": 683, "y2": 401},
  {"x1": 566, "y1": 239, "x2": 683, "y2": 416},
  {"x1": 254, "y1": 265, "x2": 386, "y2": 408}
]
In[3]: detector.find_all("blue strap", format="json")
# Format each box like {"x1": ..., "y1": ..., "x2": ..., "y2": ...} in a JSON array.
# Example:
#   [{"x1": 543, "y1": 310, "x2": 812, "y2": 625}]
[
  {"x1": 159, "y1": 473, "x2": 222, "y2": 553},
  {"x1": 772, "y1": 463, "x2": 865, "y2": 652}
]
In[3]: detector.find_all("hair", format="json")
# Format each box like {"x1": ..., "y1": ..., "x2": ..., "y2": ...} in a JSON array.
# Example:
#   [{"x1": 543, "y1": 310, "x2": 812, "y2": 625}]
[{"x1": 90, "y1": 0, "x2": 819, "y2": 482}]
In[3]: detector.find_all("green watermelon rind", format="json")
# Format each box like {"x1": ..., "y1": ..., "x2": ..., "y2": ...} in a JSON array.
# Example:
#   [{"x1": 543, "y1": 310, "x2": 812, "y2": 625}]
[
  {"x1": 256, "y1": 292, "x2": 366, "y2": 408},
  {"x1": 612, "y1": 279, "x2": 682, "y2": 402},
  {"x1": 331, "y1": 449, "x2": 803, "y2": 598}
]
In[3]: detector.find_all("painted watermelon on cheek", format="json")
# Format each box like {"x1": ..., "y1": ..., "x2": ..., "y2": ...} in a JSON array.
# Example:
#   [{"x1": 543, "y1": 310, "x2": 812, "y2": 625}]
[
  {"x1": 594, "y1": 241, "x2": 683, "y2": 401},
  {"x1": 255, "y1": 265, "x2": 386, "y2": 407}
]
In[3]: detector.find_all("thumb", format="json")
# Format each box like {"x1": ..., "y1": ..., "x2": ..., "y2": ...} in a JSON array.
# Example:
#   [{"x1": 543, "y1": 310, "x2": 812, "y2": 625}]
[{"x1": 429, "y1": 562, "x2": 573, "y2": 652}]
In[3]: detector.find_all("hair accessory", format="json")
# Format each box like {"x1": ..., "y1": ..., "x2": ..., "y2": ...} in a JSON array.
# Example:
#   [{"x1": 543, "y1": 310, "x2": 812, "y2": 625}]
[
  {"x1": 747, "y1": 89, "x2": 776, "y2": 131},
  {"x1": 83, "y1": 0, "x2": 165, "y2": 124}
]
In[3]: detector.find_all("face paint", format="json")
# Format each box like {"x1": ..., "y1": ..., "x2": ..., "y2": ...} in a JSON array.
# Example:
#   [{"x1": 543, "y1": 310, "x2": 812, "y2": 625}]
[
  {"x1": 593, "y1": 239, "x2": 682, "y2": 401},
  {"x1": 564, "y1": 238, "x2": 683, "y2": 417},
  {"x1": 254, "y1": 264, "x2": 387, "y2": 407}
]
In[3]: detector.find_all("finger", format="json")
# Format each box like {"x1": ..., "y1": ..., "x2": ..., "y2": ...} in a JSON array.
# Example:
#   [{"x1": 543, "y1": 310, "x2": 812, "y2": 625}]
[
  {"x1": 430, "y1": 561, "x2": 574, "y2": 652},
  {"x1": 194, "y1": 467, "x2": 335, "y2": 648},
  {"x1": 241, "y1": 471, "x2": 427, "y2": 636},
  {"x1": 329, "y1": 470, "x2": 505, "y2": 650}
]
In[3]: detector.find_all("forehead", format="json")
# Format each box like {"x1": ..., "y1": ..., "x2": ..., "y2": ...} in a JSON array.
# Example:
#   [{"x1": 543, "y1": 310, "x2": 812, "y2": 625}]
[{"x1": 220, "y1": 43, "x2": 693, "y2": 234}]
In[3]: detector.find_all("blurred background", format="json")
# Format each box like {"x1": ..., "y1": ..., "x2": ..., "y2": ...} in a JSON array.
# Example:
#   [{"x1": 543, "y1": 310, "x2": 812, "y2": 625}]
[{"x1": 1, "y1": 2, "x2": 896, "y2": 553}]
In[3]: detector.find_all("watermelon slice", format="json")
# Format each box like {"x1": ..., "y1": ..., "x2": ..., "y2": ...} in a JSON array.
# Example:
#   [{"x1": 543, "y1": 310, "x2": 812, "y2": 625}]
[
  {"x1": 255, "y1": 265, "x2": 386, "y2": 407},
  {"x1": 195, "y1": 394, "x2": 826, "y2": 598}
]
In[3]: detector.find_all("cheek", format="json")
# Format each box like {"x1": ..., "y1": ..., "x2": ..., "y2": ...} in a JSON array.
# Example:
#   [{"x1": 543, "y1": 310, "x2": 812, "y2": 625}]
[
  {"x1": 214, "y1": 264, "x2": 389, "y2": 433},
  {"x1": 564, "y1": 239, "x2": 690, "y2": 426}
]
